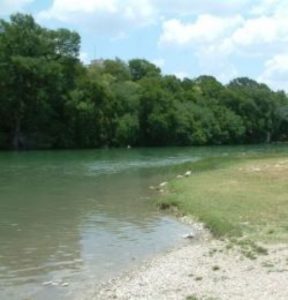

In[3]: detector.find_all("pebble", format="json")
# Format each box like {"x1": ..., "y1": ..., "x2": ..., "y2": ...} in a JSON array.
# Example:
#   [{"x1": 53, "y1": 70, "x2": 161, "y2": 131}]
[
  {"x1": 61, "y1": 282, "x2": 70, "y2": 287},
  {"x1": 51, "y1": 281, "x2": 60, "y2": 286},
  {"x1": 182, "y1": 232, "x2": 195, "y2": 239},
  {"x1": 93, "y1": 241, "x2": 288, "y2": 300}
]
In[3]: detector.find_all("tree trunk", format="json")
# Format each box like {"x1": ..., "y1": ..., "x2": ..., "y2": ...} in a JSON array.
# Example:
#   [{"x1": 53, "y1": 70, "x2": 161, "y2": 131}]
[{"x1": 13, "y1": 117, "x2": 24, "y2": 150}]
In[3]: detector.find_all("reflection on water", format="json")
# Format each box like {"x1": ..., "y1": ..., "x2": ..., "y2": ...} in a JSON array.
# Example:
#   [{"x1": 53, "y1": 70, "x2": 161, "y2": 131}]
[{"x1": 0, "y1": 145, "x2": 287, "y2": 299}]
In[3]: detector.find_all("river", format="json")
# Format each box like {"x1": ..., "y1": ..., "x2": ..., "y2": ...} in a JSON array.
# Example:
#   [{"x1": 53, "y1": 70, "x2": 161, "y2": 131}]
[{"x1": 0, "y1": 145, "x2": 287, "y2": 299}]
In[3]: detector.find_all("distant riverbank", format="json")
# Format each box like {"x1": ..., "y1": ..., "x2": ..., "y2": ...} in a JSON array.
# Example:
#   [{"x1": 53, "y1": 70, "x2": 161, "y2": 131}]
[{"x1": 91, "y1": 154, "x2": 288, "y2": 299}]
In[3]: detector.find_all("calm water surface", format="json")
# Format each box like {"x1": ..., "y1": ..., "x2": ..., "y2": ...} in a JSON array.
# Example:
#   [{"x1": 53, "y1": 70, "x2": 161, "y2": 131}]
[{"x1": 0, "y1": 145, "x2": 287, "y2": 299}]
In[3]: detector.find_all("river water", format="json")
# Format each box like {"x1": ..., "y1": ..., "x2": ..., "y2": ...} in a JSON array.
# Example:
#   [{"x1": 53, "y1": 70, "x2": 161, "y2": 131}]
[{"x1": 0, "y1": 145, "x2": 287, "y2": 299}]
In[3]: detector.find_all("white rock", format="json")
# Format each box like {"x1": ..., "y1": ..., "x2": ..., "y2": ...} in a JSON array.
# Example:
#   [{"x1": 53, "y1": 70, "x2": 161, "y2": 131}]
[
  {"x1": 159, "y1": 182, "x2": 168, "y2": 188},
  {"x1": 176, "y1": 175, "x2": 183, "y2": 179},
  {"x1": 61, "y1": 282, "x2": 70, "y2": 287},
  {"x1": 51, "y1": 281, "x2": 59, "y2": 286},
  {"x1": 182, "y1": 232, "x2": 195, "y2": 239}
]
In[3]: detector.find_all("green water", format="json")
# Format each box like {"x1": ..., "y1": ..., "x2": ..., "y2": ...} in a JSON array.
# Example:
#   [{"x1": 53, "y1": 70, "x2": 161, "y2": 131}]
[{"x1": 0, "y1": 145, "x2": 287, "y2": 299}]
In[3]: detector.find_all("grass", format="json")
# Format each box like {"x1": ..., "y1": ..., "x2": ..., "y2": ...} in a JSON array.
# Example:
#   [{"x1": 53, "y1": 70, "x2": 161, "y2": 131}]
[
  {"x1": 186, "y1": 295, "x2": 220, "y2": 300},
  {"x1": 195, "y1": 276, "x2": 203, "y2": 281},
  {"x1": 186, "y1": 296, "x2": 199, "y2": 300},
  {"x1": 157, "y1": 154, "x2": 288, "y2": 243},
  {"x1": 212, "y1": 265, "x2": 220, "y2": 271}
]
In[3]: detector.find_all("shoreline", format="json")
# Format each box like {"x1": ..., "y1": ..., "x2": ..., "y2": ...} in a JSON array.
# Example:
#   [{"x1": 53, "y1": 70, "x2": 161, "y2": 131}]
[
  {"x1": 86, "y1": 155, "x2": 288, "y2": 299},
  {"x1": 76, "y1": 217, "x2": 210, "y2": 300},
  {"x1": 86, "y1": 238, "x2": 288, "y2": 300},
  {"x1": 77, "y1": 215, "x2": 288, "y2": 300}
]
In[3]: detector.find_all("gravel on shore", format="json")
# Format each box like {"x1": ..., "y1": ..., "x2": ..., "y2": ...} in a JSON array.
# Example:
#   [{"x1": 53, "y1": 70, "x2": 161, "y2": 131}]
[{"x1": 86, "y1": 236, "x2": 288, "y2": 300}]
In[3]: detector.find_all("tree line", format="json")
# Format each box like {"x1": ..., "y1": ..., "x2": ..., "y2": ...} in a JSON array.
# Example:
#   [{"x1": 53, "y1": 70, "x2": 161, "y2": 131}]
[{"x1": 1, "y1": 14, "x2": 288, "y2": 150}]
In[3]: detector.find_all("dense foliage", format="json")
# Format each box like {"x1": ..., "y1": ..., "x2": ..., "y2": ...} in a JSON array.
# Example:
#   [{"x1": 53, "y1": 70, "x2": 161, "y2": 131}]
[{"x1": 1, "y1": 14, "x2": 288, "y2": 150}]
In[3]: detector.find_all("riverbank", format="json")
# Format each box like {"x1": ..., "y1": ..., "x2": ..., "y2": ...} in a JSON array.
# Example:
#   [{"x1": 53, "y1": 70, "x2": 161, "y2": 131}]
[
  {"x1": 93, "y1": 240, "x2": 288, "y2": 300},
  {"x1": 157, "y1": 155, "x2": 288, "y2": 242},
  {"x1": 92, "y1": 155, "x2": 288, "y2": 299}
]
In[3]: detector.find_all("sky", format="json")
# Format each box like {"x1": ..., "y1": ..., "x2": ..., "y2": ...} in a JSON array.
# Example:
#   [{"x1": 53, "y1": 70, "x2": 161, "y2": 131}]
[{"x1": 1, "y1": 0, "x2": 288, "y2": 91}]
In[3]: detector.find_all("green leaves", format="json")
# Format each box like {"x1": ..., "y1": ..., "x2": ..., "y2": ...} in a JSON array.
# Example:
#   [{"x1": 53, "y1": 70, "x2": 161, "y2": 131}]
[
  {"x1": 0, "y1": 13, "x2": 288, "y2": 150},
  {"x1": 129, "y1": 59, "x2": 161, "y2": 81},
  {"x1": 0, "y1": 13, "x2": 81, "y2": 149}
]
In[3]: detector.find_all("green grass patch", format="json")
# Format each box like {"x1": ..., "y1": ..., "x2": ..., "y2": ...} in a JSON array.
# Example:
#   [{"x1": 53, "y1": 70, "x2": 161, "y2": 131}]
[
  {"x1": 212, "y1": 265, "x2": 220, "y2": 271},
  {"x1": 186, "y1": 296, "x2": 199, "y2": 300},
  {"x1": 157, "y1": 155, "x2": 288, "y2": 243}
]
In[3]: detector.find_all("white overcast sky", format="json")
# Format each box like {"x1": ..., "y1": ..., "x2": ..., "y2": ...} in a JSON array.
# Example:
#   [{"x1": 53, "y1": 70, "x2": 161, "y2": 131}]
[{"x1": 1, "y1": 0, "x2": 288, "y2": 90}]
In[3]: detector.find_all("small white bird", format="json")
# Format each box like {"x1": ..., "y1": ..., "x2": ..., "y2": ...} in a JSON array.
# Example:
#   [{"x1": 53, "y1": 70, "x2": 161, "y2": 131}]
[
  {"x1": 184, "y1": 170, "x2": 192, "y2": 177},
  {"x1": 159, "y1": 181, "x2": 168, "y2": 188}
]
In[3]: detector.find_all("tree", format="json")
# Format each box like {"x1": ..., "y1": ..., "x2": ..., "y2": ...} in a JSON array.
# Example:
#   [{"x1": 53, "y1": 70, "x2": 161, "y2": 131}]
[
  {"x1": 226, "y1": 77, "x2": 285, "y2": 143},
  {"x1": 129, "y1": 59, "x2": 161, "y2": 81},
  {"x1": 1, "y1": 15, "x2": 288, "y2": 149},
  {"x1": 103, "y1": 58, "x2": 131, "y2": 82},
  {"x1": 0, "y1": 13, "x2": 80, "y2": 149}
]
